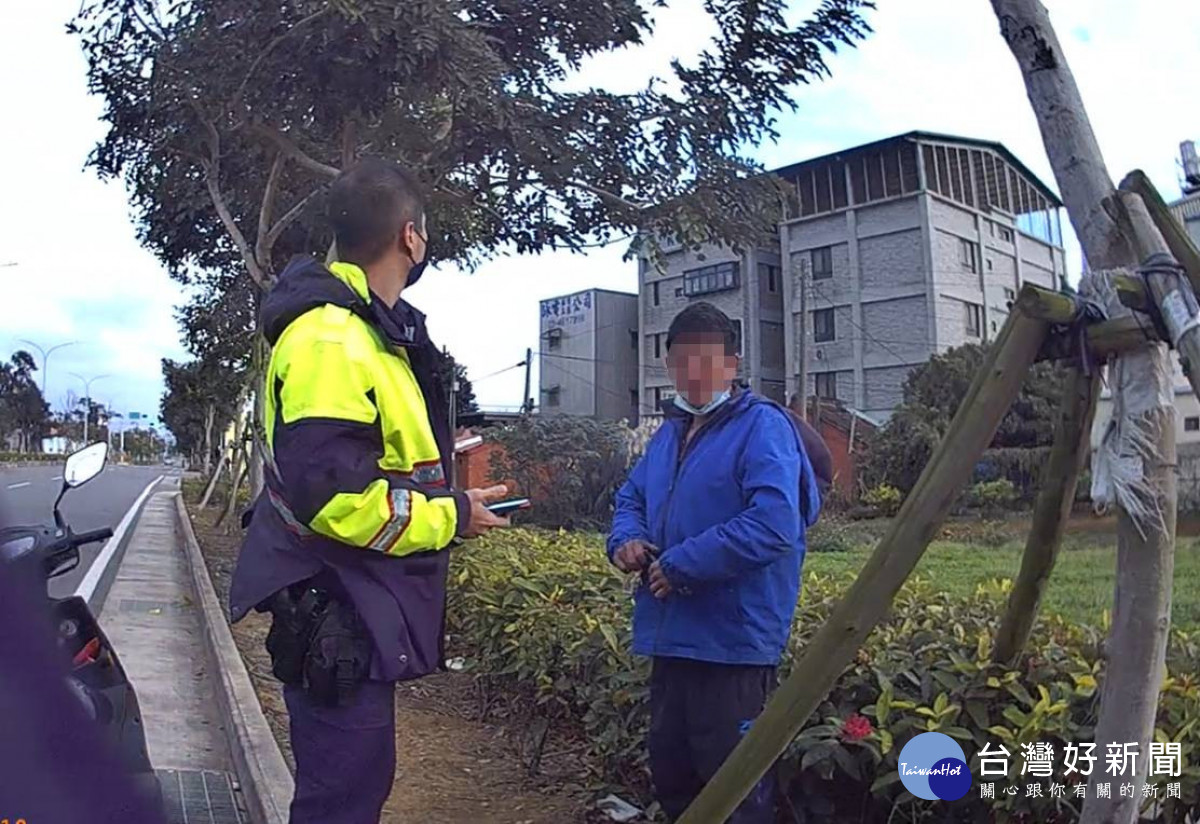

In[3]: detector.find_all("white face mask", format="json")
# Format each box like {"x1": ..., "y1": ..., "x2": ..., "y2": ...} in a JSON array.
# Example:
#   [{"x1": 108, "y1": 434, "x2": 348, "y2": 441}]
[{"x1": 674, "y1": 389, "x2": 731, "y2": 417}]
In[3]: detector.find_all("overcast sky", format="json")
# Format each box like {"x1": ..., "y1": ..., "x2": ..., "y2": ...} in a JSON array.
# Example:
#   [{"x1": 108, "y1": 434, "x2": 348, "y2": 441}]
[{"x1": 1, "y1": 1, "x2": 1197, "y2": 420}]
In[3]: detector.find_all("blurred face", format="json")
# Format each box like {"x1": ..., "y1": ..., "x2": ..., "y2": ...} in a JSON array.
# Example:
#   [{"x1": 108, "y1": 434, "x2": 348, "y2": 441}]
[{"x1": 666, "y1": 333, "x2": 739, "y2": 408}]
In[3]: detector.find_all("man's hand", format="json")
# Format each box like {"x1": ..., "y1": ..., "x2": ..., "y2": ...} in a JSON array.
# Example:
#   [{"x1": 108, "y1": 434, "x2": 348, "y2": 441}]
[
  {"x1": 648, "y1": 559, "x2": 673, "y2": 599},
  {"x1": 460, "y1": 485, "x2": 512, "y2": 539},
  {"x1": 613, "y1": 538, "x2": 654, "y2": 573}
]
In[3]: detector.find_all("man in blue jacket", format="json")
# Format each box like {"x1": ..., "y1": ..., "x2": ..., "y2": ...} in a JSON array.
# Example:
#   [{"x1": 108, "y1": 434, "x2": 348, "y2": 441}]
[{"x1": 608, "y1": 301, "x2": 821, "y2": 823}]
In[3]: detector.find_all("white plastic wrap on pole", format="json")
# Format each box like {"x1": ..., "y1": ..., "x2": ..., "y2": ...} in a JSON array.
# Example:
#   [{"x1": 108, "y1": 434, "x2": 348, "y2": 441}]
[{"x1": 1082, "y1": 270, "x2": 1175, "y2": 539}]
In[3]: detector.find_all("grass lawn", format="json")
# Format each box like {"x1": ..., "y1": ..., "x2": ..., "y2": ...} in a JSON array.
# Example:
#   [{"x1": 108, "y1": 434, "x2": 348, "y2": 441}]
[{"x1": 805, "y1": 536, "x2": 1200, "y2": 633}]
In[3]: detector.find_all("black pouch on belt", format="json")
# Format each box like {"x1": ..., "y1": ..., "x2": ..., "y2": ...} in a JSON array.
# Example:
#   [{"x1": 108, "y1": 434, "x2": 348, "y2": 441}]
[
  {"x1": 303, "y1": 598, "x2": 373, "y2": 708},
  {"x1": 264, "y1": 584, "x2": 327, "y2": 687}
]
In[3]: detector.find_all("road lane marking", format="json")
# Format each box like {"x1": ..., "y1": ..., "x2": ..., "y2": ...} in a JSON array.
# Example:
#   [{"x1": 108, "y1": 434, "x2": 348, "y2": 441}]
[
  {"x1": 6, "y1": 482, "x2": 31, "y2": 490},
  {"x1": 75, "y1": 474, "x2": 165, "y2": 607},
  {"x1": 51, "y1": 475, "x2": 62, "y2": 482}
]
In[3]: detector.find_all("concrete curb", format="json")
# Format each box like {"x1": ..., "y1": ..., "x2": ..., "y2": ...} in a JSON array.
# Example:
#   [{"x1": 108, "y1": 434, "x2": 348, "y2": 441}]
[
  {"x1": 85, "y1": 475, "x2": 163, "y2": 618},
  {"x1": 174, "y1": 493, "x2": 293, "y2": 824}
]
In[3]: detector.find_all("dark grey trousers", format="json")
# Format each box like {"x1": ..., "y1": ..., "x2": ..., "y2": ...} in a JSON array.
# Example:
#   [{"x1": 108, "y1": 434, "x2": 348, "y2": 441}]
[{"x1": 649, "y1": 656, "x2": 778, "y2": 823}]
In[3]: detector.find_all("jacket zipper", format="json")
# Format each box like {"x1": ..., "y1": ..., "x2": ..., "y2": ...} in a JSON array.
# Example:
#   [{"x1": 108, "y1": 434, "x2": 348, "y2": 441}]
[{"x1": 651, "y1": 399, "x2": 742, "y2": 652}]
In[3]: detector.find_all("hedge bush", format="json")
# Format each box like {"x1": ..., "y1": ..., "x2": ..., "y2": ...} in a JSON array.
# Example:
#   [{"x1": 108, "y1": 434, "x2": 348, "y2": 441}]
[{"x1": 448, "y1": 529, "x2": 1200, "y2": 821}]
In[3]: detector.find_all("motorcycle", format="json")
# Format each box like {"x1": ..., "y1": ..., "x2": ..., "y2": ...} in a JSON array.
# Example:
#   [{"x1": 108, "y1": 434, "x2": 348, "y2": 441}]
[{"x1": 0, "y1": 442, "x2": 162, "y2": 809}]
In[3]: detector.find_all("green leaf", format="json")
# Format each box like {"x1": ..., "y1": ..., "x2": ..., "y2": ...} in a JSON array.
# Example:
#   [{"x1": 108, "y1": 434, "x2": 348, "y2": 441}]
[
  {"x1": 1007, "y1": 681, "x2": 1036, "y2": 709},
  {"x1": 1002, "y1": 706, "x2": 1028, "y2": 727},
  {"x1": 869, "y1": 771, "x2": 903, "y2": 794},
  {"x1": 879, "y1": 728, "x2": 894, "y2": 755},
  {"x1": 598, "y1": 623, "x2": 620, "y2": 655},
  {"x1": 801, "y1": 740, "x2": 839, "y2": 772},
  {"x1": 943, "y1": 726, "x2": 974, "y2": 741},
  {"x1": 876, "y1": 684, "x2": 894, "y2": 726},
  {"x1": 966, "y1": 699, "x2": 990, "y2": 730}
]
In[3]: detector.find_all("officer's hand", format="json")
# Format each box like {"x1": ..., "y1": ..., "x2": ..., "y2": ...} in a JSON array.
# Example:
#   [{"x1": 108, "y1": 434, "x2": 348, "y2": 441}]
[
  {"x1": 461, "y1": 485, "x2": 511, "y2": 539},
  {"x1": 613, "y1": 539, "x2": 654, "y2": 573}
]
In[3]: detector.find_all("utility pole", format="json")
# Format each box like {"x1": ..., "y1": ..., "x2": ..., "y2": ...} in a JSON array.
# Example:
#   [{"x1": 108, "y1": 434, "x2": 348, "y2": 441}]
[
  {"x1": 522, "y1": 347, "x2": 533, "y2": 414},
  {"x1": 70, "y1": 373, "x2": 109, "y2": 446},
  {"x1": 796, "y1": 258, "x2": 809, "y2": 421},
  {"x1": 19, "y1": 338, "x2": 79, "y2": 396}
]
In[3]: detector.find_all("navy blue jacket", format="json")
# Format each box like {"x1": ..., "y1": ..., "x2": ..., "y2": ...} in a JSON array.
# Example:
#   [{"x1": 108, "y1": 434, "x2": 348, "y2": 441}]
[{"x1": 607, "y1": 391, "x2": 821, "y2": 666}]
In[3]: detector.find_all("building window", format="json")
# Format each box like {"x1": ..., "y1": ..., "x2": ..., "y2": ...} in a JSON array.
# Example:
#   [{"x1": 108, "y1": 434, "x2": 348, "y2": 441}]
[
  {"x1": 986, "y1": 258, "x2": 994, "y2": 271},
  {"x1": 545, "y1": 386, "x2": 561, "y2": 407},
  {"x1": 759, "y1": 263, "x2": 780, "y2": 293},
  {"x1": 683, "y1": 261, "x2": 740, "y2": 297},
  {"x1": 1187, "y1": 417, "x2": 1200, "y2": 432},
  {"x1": 653, "y1": 333, "x2": 662, "y2": 359},
  {"x1": 959, "y1": 238, "x2": 979, "y2": 273},
  {"x1": 813, "y1": 308, "x2": 836, "y2": 343},
  {"x1": 815, "y1": 372, "x2": 837, "y2": 399},
  {"x1": 629, "y1": 329, "x2": 638, "y2": 349},
  {"x1": 811, "y1": 246, "x2": 834, "y2": 281},
  {"x1": 999, "y1": 226, "x2": 1014, "y2": 243},
  {"x1": 630, "y1": 389, "x2": 639, "y2": 409},
  {"x1": 652, "y1": 281, "x2": 660, "y2": 307},
  {"x1": 675, "y1": 286, "x2": 684, "y2": 298},
  {"x1": 546, "y1": 327, "x2": 563, "y2": 351},
  {"x1": 965, "y1": 302, "x2": 983, "y2": 337},
  {"x1": 1003, "y1": 287, "x2": 1016, "y2": 303},
  {"x1": 731, "y1": 319, "x2": 743, "y2": 356}
]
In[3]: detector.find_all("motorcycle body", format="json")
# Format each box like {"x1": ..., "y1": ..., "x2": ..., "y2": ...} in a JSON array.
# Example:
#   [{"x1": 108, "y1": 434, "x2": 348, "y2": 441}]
[{"x1": 0, "y1": 443, "x2": 162, "y2": 808}]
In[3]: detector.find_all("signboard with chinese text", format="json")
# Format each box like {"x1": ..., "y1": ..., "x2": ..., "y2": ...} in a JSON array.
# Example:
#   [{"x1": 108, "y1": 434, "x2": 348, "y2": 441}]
[{"x1": 540, "y1": 291, "x2": 593, "y2": 331}]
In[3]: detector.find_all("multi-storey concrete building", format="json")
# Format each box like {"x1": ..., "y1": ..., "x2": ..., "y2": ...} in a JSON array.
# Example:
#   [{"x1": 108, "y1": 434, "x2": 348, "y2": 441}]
[
  {"x1": 538, "y1": 288, "x2": 640, "y2": 424},
  {"x1": 637, "y1": 132, "x2": 1068, "y2": 420}
]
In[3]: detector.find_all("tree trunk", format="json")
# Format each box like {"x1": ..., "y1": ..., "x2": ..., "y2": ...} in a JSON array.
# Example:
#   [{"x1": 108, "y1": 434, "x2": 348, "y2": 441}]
[
  {"x1": 219, "y1": 457, "x2": 247, "y2": 531},
  {"x1": 248, "y1": 333, "x2": 268, "y2": 500},
  {"x1": 218, "y1": 411, "x2": 248, "y2": 528},
  {"x1": 989, "y1": 2, "x2": 1177, "y2": 820},
  {"x1": 202, "y1": 403, "x2": 215, "y2": 476},
  {"x1": 199, "y1": 449, "x2": 227, "y2": 510}
]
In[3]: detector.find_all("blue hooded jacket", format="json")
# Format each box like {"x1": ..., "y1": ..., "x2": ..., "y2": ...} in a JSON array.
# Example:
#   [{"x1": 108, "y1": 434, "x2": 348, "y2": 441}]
[{"x1": 607, "y1": 390, "x2": 821, "y2": 666}]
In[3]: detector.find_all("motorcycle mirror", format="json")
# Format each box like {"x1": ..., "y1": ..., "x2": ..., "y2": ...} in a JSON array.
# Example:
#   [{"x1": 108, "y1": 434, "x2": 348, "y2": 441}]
[
  {"x1": 64, "y1": 442, "x2": 109, "y2": 488},
  {"x1": 55, "y1": 443, "x2": 110, "y2": 529}
]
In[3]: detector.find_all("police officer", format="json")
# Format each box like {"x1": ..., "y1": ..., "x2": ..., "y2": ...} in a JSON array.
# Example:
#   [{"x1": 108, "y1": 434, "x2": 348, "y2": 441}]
[{"x1": 229, "y1": 157, "x2": 510, "y2": 823}]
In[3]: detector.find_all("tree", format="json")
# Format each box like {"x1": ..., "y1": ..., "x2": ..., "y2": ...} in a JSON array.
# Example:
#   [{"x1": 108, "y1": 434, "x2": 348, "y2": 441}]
[
  {"x1": 433, "y1": 348, "x2": 478, "y2": 422},
  {"x1": 74, "y1": 0, "x2": 872, "y2": 493},
  {"x1": 0, "y1": 351, "x2": 50, "y2": 452},
  {"x1": 862, "y1": 343, "x2": 1064, "y2": 494},
  {"x1": 160, "y1": 358, "x2": 242, "y2": 469}
]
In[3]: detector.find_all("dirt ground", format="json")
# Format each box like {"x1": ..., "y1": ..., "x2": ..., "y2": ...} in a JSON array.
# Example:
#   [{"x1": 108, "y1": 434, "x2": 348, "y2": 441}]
[{"x1": 188, "y1": 504, "x2": 594, "y2": 823}]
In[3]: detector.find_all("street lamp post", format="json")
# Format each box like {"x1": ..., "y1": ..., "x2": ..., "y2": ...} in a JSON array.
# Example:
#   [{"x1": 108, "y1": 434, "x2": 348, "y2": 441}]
[
  {"x1": 18, "y1": 338, "x2": 79, "y2": 396},
  {"x1": 70, "y1": 373, "x2": 110, "y2": 446}
]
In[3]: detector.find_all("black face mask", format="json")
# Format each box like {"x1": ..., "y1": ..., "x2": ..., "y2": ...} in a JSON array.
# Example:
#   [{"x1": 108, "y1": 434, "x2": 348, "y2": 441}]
[{"x1": 406, "y1": 229, "x2": 430, "y2": 287}]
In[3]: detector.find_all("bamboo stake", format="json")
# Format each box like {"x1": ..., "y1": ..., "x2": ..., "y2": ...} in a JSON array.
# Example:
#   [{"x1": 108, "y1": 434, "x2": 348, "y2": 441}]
[
  {"x1": 677, "y1": 295, "x2": 1050, "y2": 823},
  {"x1": 992, "y1": 367, "x2": 1099, "y2": 665},
  {"x1": 1120, "y1": 171, "x2": 1200, "y2": 293}
]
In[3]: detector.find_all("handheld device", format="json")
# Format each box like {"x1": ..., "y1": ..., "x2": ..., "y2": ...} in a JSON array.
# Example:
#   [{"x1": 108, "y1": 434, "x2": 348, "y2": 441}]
[{"x1": 485, "y1": 498, "x2": 532, "y2": 516}]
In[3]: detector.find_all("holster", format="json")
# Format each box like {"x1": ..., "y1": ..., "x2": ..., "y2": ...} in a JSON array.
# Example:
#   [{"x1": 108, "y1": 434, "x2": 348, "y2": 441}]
[{"x1": 264, "y1": 581, "x2": 372, "y2": 707}]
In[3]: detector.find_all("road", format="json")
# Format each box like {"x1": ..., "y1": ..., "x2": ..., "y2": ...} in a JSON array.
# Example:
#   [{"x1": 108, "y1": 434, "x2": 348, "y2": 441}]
[{"x1": 1, "y1": 463, "x2": 169, "y2": 597}]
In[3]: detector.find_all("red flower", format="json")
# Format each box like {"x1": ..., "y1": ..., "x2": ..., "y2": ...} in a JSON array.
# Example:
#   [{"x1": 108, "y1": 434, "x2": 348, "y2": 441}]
[{"x1": 841, "y1": 714, "x2": 874, "y2": 742}]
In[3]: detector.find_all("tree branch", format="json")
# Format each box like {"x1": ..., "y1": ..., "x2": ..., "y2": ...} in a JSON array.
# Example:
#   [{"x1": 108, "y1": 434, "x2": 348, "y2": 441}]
[
  {"x1": 253, "y1": 123, "x2": 340, "y2": 178},
  {"x1": 233, "y1": 7, "x2": 331, "y2": 107},
  {"x1": 254, "y1": 152, "x2": 285, "y2": 269},
  {"x1": 263, "y1": 185, "x2": 327, "y2": 259},
  {"x1": 190, "y1": 100, "x2": 269, "y2": 289},
  {"x1": 340, "y1": 118, "x2": 358, "y2": 168}
]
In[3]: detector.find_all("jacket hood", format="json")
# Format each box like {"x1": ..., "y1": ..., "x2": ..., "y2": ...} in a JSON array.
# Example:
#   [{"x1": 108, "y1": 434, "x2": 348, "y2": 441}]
[{"x1": 261, "y1": 256, "x2": 429, "y2": 348}]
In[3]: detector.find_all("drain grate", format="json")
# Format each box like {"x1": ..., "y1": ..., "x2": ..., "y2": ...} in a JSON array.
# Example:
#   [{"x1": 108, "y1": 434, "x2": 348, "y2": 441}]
[{"x1": 157, "y1": 769, "x2": 246, "y2": 824}]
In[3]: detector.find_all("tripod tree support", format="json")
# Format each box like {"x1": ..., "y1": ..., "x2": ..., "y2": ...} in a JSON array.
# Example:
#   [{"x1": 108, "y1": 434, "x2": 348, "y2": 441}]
[
  {"x1": 677, "y1": 294, "x2": 1050, "y2": 823},
  {"x1": 992, "y1": 367, "x2": 1099, "y2": 666}
]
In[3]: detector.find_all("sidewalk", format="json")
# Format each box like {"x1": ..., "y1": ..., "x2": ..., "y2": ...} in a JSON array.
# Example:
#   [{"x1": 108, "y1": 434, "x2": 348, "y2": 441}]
[{"x1": 102, "y1": 480, "x2": 247, "y2": 824}]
